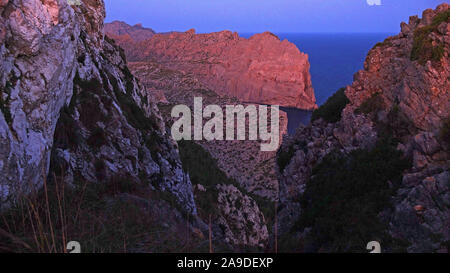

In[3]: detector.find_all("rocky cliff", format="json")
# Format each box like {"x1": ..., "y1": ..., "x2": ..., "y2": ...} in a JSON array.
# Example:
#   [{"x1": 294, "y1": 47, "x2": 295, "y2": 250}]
[
  {"x1": 277, "y1": 4, "x2": 449, "y2": 253},
  {"x1": 0, "y1": 0, "x2": 277, "y2": 252},
  {"x1": 0, "y1": 0, "x2": 195, "y2": 215},
  {"x1": 105, "y1": 23, "x2": 317, "y2": 110}
]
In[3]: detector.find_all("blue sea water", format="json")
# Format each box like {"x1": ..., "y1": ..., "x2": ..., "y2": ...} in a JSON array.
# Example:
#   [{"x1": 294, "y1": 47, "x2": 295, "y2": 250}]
[{"x1": 241, "y1": 33, "x2": 394, "y2": 134}]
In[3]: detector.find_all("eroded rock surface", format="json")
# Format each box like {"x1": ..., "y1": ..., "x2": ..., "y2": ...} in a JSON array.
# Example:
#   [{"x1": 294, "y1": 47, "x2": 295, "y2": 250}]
[
  {"x1": 216, "y1": 184, "x2": 269, "y2": 248},
  {"x1": 0, "y1": 0, "x2": 80, "y2": 206},
  {"x1": 0, "y1": 0, "x2": 196, "y2": 214}
]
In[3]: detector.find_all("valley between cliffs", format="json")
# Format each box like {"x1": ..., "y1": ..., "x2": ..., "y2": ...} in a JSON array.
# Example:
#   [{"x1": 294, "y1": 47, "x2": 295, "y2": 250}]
[{"x1": 0, "y1": 0, "x2": 448, "y2": 253}]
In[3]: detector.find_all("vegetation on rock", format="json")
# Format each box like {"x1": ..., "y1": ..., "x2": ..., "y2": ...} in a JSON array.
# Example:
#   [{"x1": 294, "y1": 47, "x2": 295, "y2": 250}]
[
  {"x1": 277, "y1": 140, "x2": 307, "y2": 173},
  {"x1": 177, "y1": 140, "x2": 234, "y2": 219},
  {"x1": 410, "y1": 10, "x2": 449, "y2": 65},
  {"x1": 311, "y1": 88, "x2": 349, "y2": 123},
  {"x1": 355, "y1": 93, "x2": 385, "y2": 115},
  {"x1": 177, "y1": 140, "x2": 276, "y2": 243},
  {"x1": 294, "y1": 139, "x2": 411, "y2": 252},
  {"x1": 371, "y1": 37, "x2": 393, "y2": 50}
]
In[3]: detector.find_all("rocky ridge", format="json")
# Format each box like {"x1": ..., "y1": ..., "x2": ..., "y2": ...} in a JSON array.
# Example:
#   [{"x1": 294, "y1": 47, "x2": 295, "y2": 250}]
[
  {"x1": 105, "y1": 22, "x2": 317, "y2": 110},
  {"x1": 104, "y1": 21, "x2": 155, "y2": 42}
]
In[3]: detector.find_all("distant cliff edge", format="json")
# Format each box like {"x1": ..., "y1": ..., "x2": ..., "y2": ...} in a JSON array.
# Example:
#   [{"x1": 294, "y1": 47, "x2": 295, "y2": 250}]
[{"x1": 105, "y1": 22, "x2": 317, "y2": 110}]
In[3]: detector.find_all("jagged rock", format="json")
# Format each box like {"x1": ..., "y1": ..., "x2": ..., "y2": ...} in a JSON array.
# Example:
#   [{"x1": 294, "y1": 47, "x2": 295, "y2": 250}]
[
  {"x1": 413, "y1": 132, "x2": 441, "y2": 155},
  {"x1": 389, "y1": 171, "x2": 449, "y2": 252},
  {"x1": 216, "y1": 184, "x2": 269, "y2": 248},
  {"x1": 0, "y1": 0, "x2": 196, "y2": 215},
  {"x1": 345, "y1": 4, "x2": 449, "y2": 132}
]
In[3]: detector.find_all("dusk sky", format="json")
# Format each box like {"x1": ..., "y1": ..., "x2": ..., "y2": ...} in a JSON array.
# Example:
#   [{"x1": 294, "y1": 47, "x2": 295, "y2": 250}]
[{"x1": 104, "y1": 0, "x2": 444, "y2": 33}]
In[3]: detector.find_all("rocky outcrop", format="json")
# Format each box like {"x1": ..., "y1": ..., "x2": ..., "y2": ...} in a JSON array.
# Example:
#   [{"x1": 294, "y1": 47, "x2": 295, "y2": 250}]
[
  {"x1": 216, "y1": 184, "x2": 269, "y2": 248},
  {"x1": 0, "y1": 0, "x2": 80, "y2": 207},
  {"x1": 106, "y1": 24, "x2": 317, "y2": 110},
  {"x1": 0, "y1": 0, "x2": 196, "y2": 214},
  {"x1": 277, "y1": 4, "x2": 449, "y2": 252},
  {"x1": 345, "y1": 4, "x2": 449, "y2": 132},
  {"x1": 104, "y1": 21, "x2": 155, "y2": 42}
]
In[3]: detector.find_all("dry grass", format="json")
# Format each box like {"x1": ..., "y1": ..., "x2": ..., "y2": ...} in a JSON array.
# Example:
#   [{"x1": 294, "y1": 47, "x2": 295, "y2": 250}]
[{"x1": 0, "y1": 169, "x2": 212, "y2": 253}]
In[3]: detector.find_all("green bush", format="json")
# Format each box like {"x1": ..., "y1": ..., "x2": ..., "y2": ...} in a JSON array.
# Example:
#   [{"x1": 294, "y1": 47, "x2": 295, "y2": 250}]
[
  {"x1": 377, "y1": 104, "x2": 416, "y2": 142},
  {"x1": 311, "y1": 88, "x2": 349, "y2": 123},
  {"x1": 295, "y1": 139, "x2": 411, "y2": 252},
  {"x1": 411, "y1": 10, "x2": 449, "y2": 65},
  {"x1": 355, "y1": 93, "x2": 384, "y2": 115}
]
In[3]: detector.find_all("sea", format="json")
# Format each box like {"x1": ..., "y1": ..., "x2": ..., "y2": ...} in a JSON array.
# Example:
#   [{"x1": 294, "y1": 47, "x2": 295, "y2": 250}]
[{"x1": 240, "y1": 33, "x2": 394, "y2": 134}]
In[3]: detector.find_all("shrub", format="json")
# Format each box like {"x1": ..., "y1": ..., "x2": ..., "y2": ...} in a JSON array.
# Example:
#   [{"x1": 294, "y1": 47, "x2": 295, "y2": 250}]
[
  {"x1": 410, "y1": 10, "x2": 449, "y2": 65},
  {"x1": 295, "y1": 139, "x2": 411, "y2": 252},
  {"x1": 87, "y1": 127, "x2": 107, "y2": 148},
  {"x1": 377, "y1": 104, "x2": 416, "y2": 142},
  {"x1": 53, "y1": 106, "x2": 82, "y2": 149},
  {"x1": 311, "y1": 88, "x2": 349, "y2": 123},
  {"x1": 355, "y1": 93, "x2": 384, "y2": 115}
]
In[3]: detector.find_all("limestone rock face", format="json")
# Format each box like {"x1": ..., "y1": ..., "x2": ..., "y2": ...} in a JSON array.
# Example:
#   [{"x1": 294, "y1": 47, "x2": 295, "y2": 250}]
[
  {"x1": 0, "y1": 0, "x2": 79, "y2": 205},
  {"x1": 105, "y1": 24, "x2": 317, "y2": 110},
  {"x1": 0, "y1": 0, "x2": 196, "y2": 214}
]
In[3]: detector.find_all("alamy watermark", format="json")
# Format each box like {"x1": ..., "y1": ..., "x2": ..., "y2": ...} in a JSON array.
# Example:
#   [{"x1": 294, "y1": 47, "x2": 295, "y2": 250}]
[{"x1": 171, "y1": 97, "x2": 280, "y2": 151}]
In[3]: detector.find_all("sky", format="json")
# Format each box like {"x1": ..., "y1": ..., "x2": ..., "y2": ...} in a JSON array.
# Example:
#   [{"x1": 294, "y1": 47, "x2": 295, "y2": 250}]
[{"x1": 104, "y1": 0, "x2": 445, "y2": 33}]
